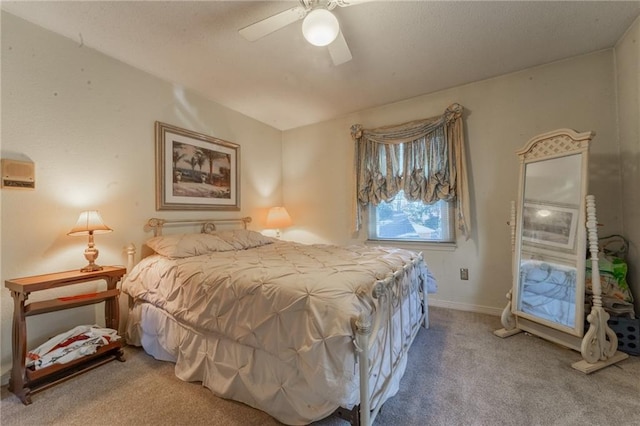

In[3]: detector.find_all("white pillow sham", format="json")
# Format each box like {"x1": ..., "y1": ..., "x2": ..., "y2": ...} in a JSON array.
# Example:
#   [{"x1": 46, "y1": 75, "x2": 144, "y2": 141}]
[
  {"x1": 145, "y1": 230, "x2": 275, "y2": 258},
  {"x1": 145, "y1": 233, "x2": 235, "y2": 259},
  {"x1": 216, "y1": 229, "x2": 275, "y2": 250}
]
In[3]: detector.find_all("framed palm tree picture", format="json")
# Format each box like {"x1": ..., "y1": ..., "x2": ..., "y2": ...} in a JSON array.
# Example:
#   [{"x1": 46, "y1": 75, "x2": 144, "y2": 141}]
[{"x1": 155, "y1": 121, "x2": 240, "y2": 210}]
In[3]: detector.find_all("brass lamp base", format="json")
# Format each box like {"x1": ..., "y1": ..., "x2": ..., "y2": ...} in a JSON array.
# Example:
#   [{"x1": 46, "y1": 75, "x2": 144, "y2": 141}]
[
  {"x1": 80, "y1": 242, "x2": 103, "y2": 272},
  {"x1": 80, "y1": 263, "x2": 104, "y2": 272}
]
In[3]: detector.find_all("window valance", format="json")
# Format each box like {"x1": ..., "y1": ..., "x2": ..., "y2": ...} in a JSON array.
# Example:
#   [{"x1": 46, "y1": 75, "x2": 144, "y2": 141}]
[{"x1": 350, "y1": 103, "x2": 470, "y2": 239}]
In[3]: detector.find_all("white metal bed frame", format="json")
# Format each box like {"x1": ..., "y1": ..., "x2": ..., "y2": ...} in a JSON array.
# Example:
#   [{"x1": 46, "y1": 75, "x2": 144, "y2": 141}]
[{"x1": 125, "y1": 217, "x2": 429, "y2": 426}]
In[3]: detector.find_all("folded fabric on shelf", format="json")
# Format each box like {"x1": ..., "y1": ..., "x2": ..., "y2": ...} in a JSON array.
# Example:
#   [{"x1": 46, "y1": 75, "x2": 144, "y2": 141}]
[{"x1": 26, "y1": 325, "x2": 120, "y2": 370}]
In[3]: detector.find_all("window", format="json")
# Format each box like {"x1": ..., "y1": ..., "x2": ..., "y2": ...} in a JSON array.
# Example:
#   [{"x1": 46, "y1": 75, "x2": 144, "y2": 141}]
[
  {"x1": 369, "y1": 191, "x2": 454, "y2": 242},
  {"x1": 351, "y1": 103, "x2": 469, "y2": 239}
]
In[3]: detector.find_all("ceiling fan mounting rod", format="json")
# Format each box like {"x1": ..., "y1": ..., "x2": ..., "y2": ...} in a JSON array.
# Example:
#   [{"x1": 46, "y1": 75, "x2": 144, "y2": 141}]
[{"x1": 301, "y1": 0, "x2": 337, "y2": 11}]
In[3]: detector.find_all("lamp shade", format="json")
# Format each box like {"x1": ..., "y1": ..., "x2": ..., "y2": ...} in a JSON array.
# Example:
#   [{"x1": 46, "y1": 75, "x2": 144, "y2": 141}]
[
  {"x1": 302, "y1": 9, "x2": 340, "y2": 47},
  {"x1": 68, "y1": 210, "x2": 113, "y2": 236},
  {"x1": 266, "y1": 207, "x2": 293, "y2": 229}
]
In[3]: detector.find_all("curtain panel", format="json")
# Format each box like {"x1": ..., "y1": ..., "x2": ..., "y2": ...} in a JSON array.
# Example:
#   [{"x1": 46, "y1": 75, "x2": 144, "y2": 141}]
[{"x1": 350, "y1": 103, "x2": 470, "y2": 239}]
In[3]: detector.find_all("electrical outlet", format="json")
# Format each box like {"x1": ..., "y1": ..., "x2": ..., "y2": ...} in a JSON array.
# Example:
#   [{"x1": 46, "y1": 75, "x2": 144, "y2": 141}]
[{"x1": 460, "y1": 268, "x2": 469, "y2": 280}]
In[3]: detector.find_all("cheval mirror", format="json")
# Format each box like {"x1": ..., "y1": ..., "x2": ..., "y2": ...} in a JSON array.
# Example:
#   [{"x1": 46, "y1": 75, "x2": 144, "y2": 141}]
[{"x1": 494, "y1": 128, "x2": 628, "y2": 373}]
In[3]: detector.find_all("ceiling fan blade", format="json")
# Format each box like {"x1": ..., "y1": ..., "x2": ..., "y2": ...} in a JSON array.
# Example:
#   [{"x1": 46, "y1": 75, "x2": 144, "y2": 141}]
[
  {"x1": 328, "y1": 30, "x2": 352, "y2": 65},
  {"x1": 239, "y1": 6, "x2": 307, "y2": 41}
]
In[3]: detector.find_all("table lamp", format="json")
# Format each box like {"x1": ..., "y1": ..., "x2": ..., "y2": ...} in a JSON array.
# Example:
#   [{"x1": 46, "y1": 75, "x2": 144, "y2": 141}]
[
  {"x1": 266, "y1": 206, "x2": 292, "y2": 238},
  {"x1": 68, "y1": 210, "x2": 112, "y2": 272}
]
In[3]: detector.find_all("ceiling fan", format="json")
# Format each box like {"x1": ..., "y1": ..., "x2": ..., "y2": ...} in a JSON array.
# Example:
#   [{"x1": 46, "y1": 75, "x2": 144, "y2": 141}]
[{"x1": 239, "y1": 0, "x2": 372, "y2": 66}]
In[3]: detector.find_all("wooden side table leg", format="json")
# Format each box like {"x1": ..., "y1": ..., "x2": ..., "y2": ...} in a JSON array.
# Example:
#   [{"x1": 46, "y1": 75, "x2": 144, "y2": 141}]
[
  {"x1": 9, "y1": 290, "x2": 32, "y2": 405},
  {"x1": 104, "y1": 277, "x2": 120, "y2": 331},
  {"x1": 115, "y1": 347, "x2": 126, "y2": 362},
  {"x1": 105, "y1": 277, "x2": 125, "y2": 362}
]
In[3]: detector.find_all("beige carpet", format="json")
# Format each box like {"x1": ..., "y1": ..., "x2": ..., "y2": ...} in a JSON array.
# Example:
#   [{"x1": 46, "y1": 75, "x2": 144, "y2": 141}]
[{"x1": 2, "y1": 307, "x2": 639, "y2": 425}]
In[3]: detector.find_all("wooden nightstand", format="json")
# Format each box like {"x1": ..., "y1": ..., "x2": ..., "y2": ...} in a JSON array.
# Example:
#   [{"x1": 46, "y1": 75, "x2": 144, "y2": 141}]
[{"x1": 5, "y1": 266, "x2": 126, "y2": 405}]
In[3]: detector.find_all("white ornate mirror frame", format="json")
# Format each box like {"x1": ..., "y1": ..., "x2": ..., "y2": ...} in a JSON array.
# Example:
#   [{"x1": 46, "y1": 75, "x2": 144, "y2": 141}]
[{"x1": 494, "y1": 129, "x2": 628, "y2": 373}]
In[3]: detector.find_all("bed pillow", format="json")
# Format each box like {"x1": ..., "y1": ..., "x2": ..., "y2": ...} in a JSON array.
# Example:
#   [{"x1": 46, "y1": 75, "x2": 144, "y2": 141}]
[
  {"x1": 216, "y1": 229, "x2": 275, "y2": 250},
  {"x1": 145, "y1": 233, "x2": 236, "y2": 258}
]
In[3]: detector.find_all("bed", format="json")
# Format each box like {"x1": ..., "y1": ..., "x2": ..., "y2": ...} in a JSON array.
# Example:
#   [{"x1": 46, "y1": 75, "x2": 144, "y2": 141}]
[{"x1": 122, "y1": 217, "x2": 436, "y2": 425}]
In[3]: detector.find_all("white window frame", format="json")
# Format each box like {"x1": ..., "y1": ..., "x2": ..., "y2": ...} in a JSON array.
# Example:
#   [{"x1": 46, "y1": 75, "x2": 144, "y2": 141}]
[{"x1": 367, "y1": 191, "x2": 455, "y2": 244}]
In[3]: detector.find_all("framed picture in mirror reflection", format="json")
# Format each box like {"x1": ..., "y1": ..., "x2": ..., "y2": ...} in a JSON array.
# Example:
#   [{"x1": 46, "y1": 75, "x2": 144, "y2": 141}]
[{"x1": 522, "y1": 201, "x2": 579, "y2": 251}]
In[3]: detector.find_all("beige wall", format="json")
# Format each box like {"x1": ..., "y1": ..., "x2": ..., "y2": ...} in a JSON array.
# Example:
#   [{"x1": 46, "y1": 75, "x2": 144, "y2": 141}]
[
  {"x1": 282, "y1": 50, "x2": 622, "y2": 314},
  {"x1": 615, "y1": 15, "x2": 640, "y2": 314},
  {"x1": 0, "y1": 13, "x2": 283, "y2": 378}
]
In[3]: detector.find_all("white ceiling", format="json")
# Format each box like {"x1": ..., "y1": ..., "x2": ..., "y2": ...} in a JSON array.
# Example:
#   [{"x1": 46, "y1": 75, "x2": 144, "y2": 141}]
[{"x1": 3, "y1": 1, "x2": 639, "y2": 130}]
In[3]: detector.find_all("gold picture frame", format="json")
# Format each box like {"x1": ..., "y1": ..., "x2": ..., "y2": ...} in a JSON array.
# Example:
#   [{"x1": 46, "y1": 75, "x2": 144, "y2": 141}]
[{"x1": 155, "y1": 121, "x2": 240, "y2": 211}]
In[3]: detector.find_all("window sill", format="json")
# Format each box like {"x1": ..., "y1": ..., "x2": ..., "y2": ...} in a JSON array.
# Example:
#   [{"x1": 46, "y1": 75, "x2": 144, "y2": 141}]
[{"x1": 365, "y1": 239, "x2": 457, "y2": 252}]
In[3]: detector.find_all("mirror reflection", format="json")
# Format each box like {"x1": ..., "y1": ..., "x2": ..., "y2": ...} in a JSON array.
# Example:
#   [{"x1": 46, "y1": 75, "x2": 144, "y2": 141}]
[{"x1": 516, "y1": 154, "x2": 583, "y2": 329}]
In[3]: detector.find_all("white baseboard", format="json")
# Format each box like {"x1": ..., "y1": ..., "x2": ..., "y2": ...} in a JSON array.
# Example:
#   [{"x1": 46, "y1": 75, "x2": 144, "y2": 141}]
[
  {"x1": 1, "y1": 370, "x2": 9, "y2": 387},
  {"x1": 428, "y1": 298, "x2": 502, "y2": 317}
]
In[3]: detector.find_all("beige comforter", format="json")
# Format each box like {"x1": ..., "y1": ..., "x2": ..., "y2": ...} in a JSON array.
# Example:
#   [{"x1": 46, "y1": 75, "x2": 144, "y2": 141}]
[{"x1": 123, "y1": 238, "x2": 432, "y2": 424}]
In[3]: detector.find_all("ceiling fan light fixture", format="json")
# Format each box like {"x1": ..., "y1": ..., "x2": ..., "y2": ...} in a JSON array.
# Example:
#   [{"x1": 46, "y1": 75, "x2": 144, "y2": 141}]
[{"x1": 302, "y1": 9, "x2": 339, "y2": 47}]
